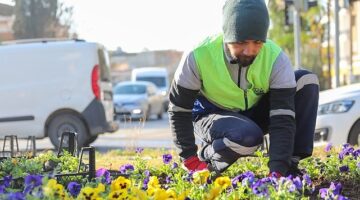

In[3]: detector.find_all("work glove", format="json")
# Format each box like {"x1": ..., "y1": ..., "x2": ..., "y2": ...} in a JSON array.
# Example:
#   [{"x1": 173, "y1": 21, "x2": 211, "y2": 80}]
[
  {"x1": 183, "y1": 156, "x2": 208, "y2": 172},
  {"x1": 268, "y1": 171, "x2": 282, "y2": 178}
]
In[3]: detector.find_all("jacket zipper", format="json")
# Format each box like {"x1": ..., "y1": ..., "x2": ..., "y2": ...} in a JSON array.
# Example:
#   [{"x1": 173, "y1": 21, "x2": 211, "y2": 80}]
[{"x1": 237, "y1": 64, "x2": 248, "y2": 110}]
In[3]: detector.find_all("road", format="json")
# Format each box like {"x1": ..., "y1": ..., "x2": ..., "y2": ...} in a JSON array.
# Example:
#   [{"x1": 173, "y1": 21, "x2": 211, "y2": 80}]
[{"x1": 5, "y1": 114, "x2": 176, "y2": 153}]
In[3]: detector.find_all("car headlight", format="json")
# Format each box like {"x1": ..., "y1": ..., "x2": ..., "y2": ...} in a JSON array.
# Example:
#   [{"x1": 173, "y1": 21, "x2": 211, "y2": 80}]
[{"x1": 317, "y1": 100, "x2": 355, "y2": 115}]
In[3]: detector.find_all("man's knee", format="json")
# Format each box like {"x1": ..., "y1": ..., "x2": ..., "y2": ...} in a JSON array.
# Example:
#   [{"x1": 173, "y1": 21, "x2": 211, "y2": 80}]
[{"x1": 221, "y1": 124, "x2": 263, "y2": 155}]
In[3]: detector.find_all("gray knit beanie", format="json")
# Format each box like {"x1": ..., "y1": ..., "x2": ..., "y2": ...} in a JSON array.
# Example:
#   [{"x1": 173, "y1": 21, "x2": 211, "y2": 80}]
[{"x1": 222, "y1": 0, "x2": 269, "y2": 43}]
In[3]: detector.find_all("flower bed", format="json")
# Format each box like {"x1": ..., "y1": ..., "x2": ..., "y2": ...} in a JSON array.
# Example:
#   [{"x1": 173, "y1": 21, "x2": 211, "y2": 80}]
[{"x1": 0, "y1": 144, "x2": 359, "y2": 199}]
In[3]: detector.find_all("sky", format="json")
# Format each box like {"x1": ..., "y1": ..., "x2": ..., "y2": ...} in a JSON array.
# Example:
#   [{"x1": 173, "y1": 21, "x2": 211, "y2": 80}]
[{"x1": 0, "y1": 0, "x2": 226, "y2": 52}]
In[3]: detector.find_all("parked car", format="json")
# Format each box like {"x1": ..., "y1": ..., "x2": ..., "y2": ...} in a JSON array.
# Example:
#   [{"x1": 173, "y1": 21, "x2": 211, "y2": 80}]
[
  {"x1": 131, "y1": 67, "x2": 169, "y2": 110},
  {"x1": 0, "y1": 38, "x2": 118, "y2": 149},
  {"x1": 315, "y1": 83, "x2": 360, "y2": 146},
  {"x1": 113, "y1": 81, "x2": 164, "y2": 120}
]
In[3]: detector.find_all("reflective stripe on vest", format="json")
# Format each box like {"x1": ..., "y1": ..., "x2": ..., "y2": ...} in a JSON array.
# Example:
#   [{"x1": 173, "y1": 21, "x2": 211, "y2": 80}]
[{"x1": 193, "y1": 34, "x2": 281, "y2": 110}]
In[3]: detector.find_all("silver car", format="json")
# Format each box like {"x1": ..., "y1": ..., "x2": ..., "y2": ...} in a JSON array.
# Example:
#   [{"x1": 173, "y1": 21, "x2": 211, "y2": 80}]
[{"x1": 113, "y1": 81, "x2": 164, "y2": 120}]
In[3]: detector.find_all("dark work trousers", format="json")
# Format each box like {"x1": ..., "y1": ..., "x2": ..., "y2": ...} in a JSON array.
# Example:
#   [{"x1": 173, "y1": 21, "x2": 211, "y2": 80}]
[{"x1": 193, "y1": 69, "x2": 319, "y2": 172}]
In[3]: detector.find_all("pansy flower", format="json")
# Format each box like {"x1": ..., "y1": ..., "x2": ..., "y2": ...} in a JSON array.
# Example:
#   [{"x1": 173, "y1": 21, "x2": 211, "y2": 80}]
[
  {"x1": 162, "y1": 154, "x2": 173, "y2": 164},
  {"x1": 67, "y1": 181, "x2": 82, "y2": 197},
  {"x1": 96, "y1": 168, "x2": 111, "y2": 184},
  {"x1": 119, "y1": 164, "x2": 135, "y2": 174},
  {"x1": 214, "y1": 176, "x2": 231, "y2": 190},
  {"x1": 111, "y1": 176, "x2": 132, "y2": 192}
]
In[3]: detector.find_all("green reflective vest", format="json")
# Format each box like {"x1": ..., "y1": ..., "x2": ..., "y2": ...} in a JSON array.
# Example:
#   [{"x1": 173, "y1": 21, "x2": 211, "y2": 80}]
[{"x1": 193, "y1": 34, "x2": 281, "y2": 111}]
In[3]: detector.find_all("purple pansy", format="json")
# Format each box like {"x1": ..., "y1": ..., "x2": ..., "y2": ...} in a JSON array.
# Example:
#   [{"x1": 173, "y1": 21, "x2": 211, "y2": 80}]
[
  {"x1": 142, "y1": 177, "x2": 150, "y2": 190},
  {"x1": 3, "y1": 175, "x2": 12, "y2": 188},
  {"x1": 24, "y1": 175, "x2": 43, "y2": 194},
  {"x1": 24, "y1": 175, "x2": 43, "y2": 187},
  {"x1": 119, "y1": 164, "x2": 135, "y2": 174},
  {"x1": 172, "y1": 162, "x2": 178, "y2": 169},
  {"x1": 357, "y1": 162, "x2": 360, "y2": 168},
  {"x1": 252, "y1": 179, "x2": 269, "y2": 197},
  {"x1": 67, "y1": 182, "x2": 82, "y2": 197},
  {"x1": 7, "y1": 192, "x2": 26, "y2": 200},
  {"x1": 162, "y1": 154, "x2": 173, "y2": 164},
  {"x1": 165, "y1": 176, "x2": 172, "y2": 184},
  {"x1": 319, "y1": 188, "x2": 328, "y2": 198},
  {"x1": 302, "y1": 174, "x2": 312, "y2": 186},
  {"x1": 144, "y1": 170, "x2": 150, "y2": 177},
  {"x1": 0, "y1": 185, "x2": 6, "y2": 194},
  {"x1": 330, "y1": 182, "x2": 342, "y2": 196},
  {"x1": 352, "y1": 148, "x2": 360, "y2": 158},
  {"x1": 185, "y1": 171, "x2": 193, "y2": 182},
  {"x1": 324, "y1": 143, "x2": 332, "y2": 152},
  {"x1": 96, "y1": 168, "x2": 111, "y2": 184},
  {"x1": 135, "y1": 147, "x2": 144, "y2": 154},
  {"x1": 293, "y1": 177, "x2": 303, "y2": 190},
  {"x1": 339, "y1": 165, "x2": 349, "y2": 173}
]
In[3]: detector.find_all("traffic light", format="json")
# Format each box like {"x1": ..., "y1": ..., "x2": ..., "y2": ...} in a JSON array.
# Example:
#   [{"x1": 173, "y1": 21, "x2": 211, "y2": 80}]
[
  {"x1": 284, "y1": 0, "x2": 318, "y2": 26},
  {"x1": 285, "y1": 0, "x2": 293, "y2": 26}
]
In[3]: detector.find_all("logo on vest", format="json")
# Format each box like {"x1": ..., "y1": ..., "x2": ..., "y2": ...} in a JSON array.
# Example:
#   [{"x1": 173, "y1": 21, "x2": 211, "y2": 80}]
[{"x1": 253, "y1": 88, "x2": 265, "y2": 96}]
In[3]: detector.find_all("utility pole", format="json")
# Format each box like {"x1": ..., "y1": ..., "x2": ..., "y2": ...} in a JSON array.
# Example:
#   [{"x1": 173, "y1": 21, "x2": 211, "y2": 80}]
[
  {"x1": 334, "y1": 0, "x2": 340, "y2": 87},
  {"x1": 293, "y1": 2, "x2": 303, "y2": 68},
  {"x1": 327, "y1": 0, "x2": 332, "y2": 89}
]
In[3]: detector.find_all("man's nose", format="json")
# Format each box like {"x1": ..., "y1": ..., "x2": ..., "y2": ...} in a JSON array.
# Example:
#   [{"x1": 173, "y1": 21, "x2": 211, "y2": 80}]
[{"x1": 243, "y1": 43, "x2": 257, "y2": 56}]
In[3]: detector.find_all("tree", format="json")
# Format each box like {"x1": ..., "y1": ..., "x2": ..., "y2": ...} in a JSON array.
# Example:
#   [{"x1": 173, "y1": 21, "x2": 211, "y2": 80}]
[
  {"x1": 12, "y1": 0, "x2": 73, "y2": 39},
  {"x1": 268, "y1": 0, "x2": 329, "y2": 90}
]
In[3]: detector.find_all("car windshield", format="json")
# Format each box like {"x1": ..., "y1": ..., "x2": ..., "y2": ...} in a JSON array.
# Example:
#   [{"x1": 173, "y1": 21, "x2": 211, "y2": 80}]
[
  {"x1": 114, "y1": 85, "x2": 146, "y2": 95},
  {"x1": 136, "y1": 77, "x2": 165, "y2": 87}
]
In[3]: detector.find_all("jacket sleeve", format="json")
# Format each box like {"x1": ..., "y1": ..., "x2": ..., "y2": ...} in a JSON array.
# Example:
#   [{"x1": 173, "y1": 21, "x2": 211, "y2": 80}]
[
  {"x1": 168, "y1": 51, "x2": 201, "y2": 160},
  {"x1": 267, "y1": 52, "x2": 297, "y2": 175}
]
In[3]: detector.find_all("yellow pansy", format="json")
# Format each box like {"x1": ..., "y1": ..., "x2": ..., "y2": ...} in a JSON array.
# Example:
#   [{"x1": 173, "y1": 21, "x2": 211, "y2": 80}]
[
  {"x1": 214, "y1": 176, "x2": 231, "y2": 190},
  {"x1": 130, "y1": 187, "x2": 148, "y2": 200},
  {"x1": 42, "y1": 179, "x2": 66, "y2": 199},
  {"x1": 165, "y1": 188, "x2": 177, "y2": 199},
  {"x1": 147, "y1": 176, "x2": 160, "y2": 189},
  {"x1": 193, "y1": 170, "x2": 210, "y2": 184},
  {"x1": 107, "y1": 190, "x2": 129, "y2": 200},
  {"x1": 204, "y1": 186, "x2": 222, "y2": 200},
  {"x1": 177, "y1": 190, "x2": 190, "y2": 200},
  {"x1": 146, "y1": 187, "x2": 156, "y2": 197},
  {"x1": 78, "y1": 184, "x2": 104, "y2": 200},
  {"x1": 111, "y1": 176, "x2": 132, "y2": 192},
  {"x1": 153, "y1": 188, "x2": 169, "y2": 200}
]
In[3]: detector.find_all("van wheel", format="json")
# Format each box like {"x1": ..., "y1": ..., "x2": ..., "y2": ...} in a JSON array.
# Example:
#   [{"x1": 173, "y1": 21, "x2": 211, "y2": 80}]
[
  {"x1": 47, "y1": 113, "x2": 90, "y2": 150},
  {"x1": 86, "y1": 135, "x2": 98, "y2": 145},
  {"x1": 348, "y1": 120, "x2": 360, "y2": 146}
]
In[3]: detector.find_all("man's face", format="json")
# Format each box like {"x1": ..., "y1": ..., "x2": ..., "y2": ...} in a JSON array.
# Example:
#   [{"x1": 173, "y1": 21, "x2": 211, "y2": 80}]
[{"x1": 226, "y1": 40, "x2": 264, "y2": 66}]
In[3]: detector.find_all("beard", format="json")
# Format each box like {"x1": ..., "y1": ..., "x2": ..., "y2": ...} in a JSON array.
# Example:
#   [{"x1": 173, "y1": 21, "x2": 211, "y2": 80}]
[{"x1": 229, "y1": 55, "x2": 256, "y2": 66}]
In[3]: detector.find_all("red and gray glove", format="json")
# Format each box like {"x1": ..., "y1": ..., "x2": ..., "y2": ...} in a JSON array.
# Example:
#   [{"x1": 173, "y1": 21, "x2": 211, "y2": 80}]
[
  {"x1": 183, "y1": 156, "x2": 208, "y2": 172},
  {"x1": 268, "y1": 171, "x2": 282, "y2": 178}
]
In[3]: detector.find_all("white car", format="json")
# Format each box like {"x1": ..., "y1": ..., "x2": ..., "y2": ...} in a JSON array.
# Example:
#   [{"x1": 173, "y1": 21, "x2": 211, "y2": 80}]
[
  {"x1": 315, "y1": 83, "x2": 360, "y2": 146},
  {"x1": 0, "y1": 39, "x2": 118, "y2": 149},
  {"x1": 131, "y1": 67, "x2": 170, "y2": 110},
  {"x1": 113, "y1": 81, "x2": 164, "y2": 120}
]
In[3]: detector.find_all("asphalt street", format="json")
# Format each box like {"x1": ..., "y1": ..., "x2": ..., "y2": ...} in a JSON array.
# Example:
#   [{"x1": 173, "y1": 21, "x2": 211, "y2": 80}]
[{"x1": 4, "y1": 113, "x2": 175, "y2": 153}]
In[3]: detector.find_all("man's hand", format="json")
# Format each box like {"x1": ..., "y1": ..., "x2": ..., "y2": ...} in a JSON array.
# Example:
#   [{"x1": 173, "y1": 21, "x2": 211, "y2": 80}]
[{"x1": 183, "y1": 156, "x2": 208, "y2": 172}]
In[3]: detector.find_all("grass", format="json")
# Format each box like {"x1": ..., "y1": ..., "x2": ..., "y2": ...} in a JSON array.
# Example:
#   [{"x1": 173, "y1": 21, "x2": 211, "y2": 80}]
[
  {"x1": 94, "y1": 145, "x2": 333, "y2": 170},
  {"x1": 95, "y1": 147, "x2": 179, "y2": 169}
]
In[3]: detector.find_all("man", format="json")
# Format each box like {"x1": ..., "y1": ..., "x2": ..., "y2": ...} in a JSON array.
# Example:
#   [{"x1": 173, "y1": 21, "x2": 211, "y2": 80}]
[{"x1": 168, "y1": 0, "x2": 319, "y2": 177}]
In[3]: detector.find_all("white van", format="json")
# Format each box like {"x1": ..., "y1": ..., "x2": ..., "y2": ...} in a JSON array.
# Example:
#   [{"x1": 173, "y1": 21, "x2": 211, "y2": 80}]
[
  {"x1": 0, "y1": 39, "x2": 118, "y2": 149},
  {"x1": 131, "y1": 67, "x2": 169, "y2": 110}
]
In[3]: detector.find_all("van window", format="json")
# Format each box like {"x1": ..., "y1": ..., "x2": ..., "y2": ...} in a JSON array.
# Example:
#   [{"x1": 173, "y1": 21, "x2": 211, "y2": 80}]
[
  {"x1": 136, "y1": 77, "x2": 165, "y2": 87},
  {"x1": 97, "y1": 49, "x2": 111, "y2": 82},
  {"x1": 114, "y1": 85, "x2": 146, "y2": 95}
]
